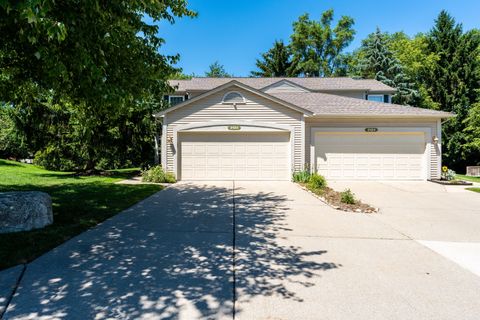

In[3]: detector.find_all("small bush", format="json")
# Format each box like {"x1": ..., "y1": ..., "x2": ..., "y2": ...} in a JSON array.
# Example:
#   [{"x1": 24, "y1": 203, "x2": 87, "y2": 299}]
[
  {"x1": 142, "y1": 165, "x2": 176, "y2": 183},
  {"x1": 164, "y1": 172, "x2": 176, "y2": 183},
  {"x1": 308, "y1": 173, "x2": 327, "y2": 190},
  {"x1": 340, "y1": 189, "x2": 356, "y2": 204},
  {"x1": 292, "y1": 170, "x2": 311, "y2": 183},
  {"x1": 443, "y1": 169, "x2": 456, "y2": 181},
  {"x1": 34, "y1": 147, "x2": 76, "y2": 171}
]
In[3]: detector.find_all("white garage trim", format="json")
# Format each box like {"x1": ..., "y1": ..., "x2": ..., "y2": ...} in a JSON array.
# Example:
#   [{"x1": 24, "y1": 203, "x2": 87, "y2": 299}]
[
  {"x1": 173, "y1": 121, "x2": 295, "y2": 180},
  {"x1": 301, "y1": 115, "x2": 306, "y2": 169},
  {"x1": 161, "y1": 114, "x2": 168, "y2": 168},
  {"x1": 436, "y1": 119, "x2": 442, "y2": 176},
  {"x1": 310, "y1": 127, "x2": 432, "y2": 180}
]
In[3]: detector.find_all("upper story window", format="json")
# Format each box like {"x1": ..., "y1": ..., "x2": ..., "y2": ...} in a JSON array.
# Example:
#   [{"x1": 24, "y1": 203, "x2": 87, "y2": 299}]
[
  {"x1": 168, "y1": 95, "x2": 185, "y2": 106},
  {"x1": 222, "y1": 91, "x2": 245, "y2": 104},
  {"x1": 367, "y1": 94, "x2": 390, "y2": 103}
]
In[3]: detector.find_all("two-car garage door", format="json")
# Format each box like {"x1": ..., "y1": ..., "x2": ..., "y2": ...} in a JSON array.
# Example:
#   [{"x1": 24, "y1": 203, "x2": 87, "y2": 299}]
[
  {"x1": 177, "y1": 129, "x2": 428, "y2": 181},
  {"x1": 315, "y1": 131, "x2": 427, "y2": 180},
  {"x1": 180, "y1": 132, "x2": 290, "y2": 180}
]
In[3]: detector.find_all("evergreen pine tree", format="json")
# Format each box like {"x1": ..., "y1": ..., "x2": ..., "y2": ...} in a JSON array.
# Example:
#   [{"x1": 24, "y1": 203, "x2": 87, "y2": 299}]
[
  {"x1": 424, "y1": 11, "x2": 480, "y2": 170},
  {"x1": 358, "y1": 28, "x2": 418, "y2": 105},
  {"x1": 251, "y1": 40, "x2": 297, "y2": 77}
]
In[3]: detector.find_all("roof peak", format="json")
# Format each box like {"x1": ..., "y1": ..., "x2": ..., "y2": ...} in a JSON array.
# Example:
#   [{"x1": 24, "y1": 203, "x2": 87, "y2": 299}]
[{"x1": 169, "y1": 77, "x2": 396, "y2": 92}]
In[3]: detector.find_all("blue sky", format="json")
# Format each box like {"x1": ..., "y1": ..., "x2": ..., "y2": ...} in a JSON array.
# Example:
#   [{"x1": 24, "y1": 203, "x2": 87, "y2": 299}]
[{"x1": 156, "y1": 0, "x2": 480, "y2": 77}]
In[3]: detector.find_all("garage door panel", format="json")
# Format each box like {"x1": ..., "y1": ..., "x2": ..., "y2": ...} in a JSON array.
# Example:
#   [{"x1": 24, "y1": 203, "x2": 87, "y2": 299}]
[
  {"x1": 315, "y1": 132, "x2": 426, "y2": 180},
  {"x1": 180, "y1": 132, "x2": 290, "y2": 180}
]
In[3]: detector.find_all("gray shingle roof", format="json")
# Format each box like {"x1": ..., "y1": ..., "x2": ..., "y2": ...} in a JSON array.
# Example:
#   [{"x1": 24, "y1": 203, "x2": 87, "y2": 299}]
[
  {"x1": 269, "y1": 91, "x2": 453, "y2": 117},
  {"x1": 169, "y1": 77, "x2": 395, "y2": 92}
]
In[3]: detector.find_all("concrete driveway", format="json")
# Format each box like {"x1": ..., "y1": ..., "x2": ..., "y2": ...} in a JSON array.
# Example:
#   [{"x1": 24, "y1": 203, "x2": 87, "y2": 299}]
[
  {"x1": 2, "y1": 181, "x2": 480, "y2": 320},
  {"x1": 330, "y1": 180, "x2": 480, "y2": 277}
]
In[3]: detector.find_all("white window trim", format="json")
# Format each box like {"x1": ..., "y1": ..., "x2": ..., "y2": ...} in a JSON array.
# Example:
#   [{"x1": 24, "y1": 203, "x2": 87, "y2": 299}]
[
  {"x1": 168, "y1": 95, "x2": 185, "y2": 104},
  {"x1": 367, "y1": 94, "x2": 385, "y2": 102},
  {"x1": 222, "y1": 91, "x2": 246, "y2": 104}
]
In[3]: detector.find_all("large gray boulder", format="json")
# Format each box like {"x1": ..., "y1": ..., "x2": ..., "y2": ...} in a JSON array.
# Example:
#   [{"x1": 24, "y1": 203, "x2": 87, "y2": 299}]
[{"x1": 0, "y1": 191, "x2": 53, "y2": 234}]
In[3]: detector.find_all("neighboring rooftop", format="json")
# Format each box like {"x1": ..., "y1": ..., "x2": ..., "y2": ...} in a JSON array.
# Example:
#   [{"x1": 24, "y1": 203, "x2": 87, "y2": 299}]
[
  {"x1": 270, "y1": 91, "x2": 453, "y2": 117},
  {"x1": 169, "y1": 77, "x2": 396, "y2": 93}
]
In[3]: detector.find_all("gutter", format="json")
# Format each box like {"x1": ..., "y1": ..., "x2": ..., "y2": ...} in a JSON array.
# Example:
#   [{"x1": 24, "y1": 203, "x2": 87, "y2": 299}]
[{"x1": 306, "y1": 113, "x2": 455, "y2": 119}]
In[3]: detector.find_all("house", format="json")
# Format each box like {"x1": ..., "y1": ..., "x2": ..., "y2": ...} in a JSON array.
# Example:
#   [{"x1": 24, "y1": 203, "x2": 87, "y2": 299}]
[{"x1": 154, "y1": 77, "x2": 453, "y2": 181}]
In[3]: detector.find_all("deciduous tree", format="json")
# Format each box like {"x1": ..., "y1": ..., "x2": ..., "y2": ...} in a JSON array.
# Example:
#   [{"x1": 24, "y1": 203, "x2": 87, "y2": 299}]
[
  {"x1": 290, "y1": 10, "x2": 355, "y2": 77},
  {"x1": 0, "y1": 0, "x2": 196, "y2": 170}
]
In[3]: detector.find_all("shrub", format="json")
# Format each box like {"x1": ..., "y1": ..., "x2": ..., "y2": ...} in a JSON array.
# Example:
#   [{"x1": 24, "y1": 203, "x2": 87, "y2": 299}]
[
  {"x1": 292, "y1": 170, "x2": 311, "y2": 183},
  {"x1": 164, "y1": 172, "x2": 176, "y2": 183},
  {"x1": 340, "y1": 189, "x2": 356, "y2": 204},
  {"x1": 444, "y1": 169, "x2": 456, "y2": 181},
  {"x1": 308, "y1": 173, "x2": 327, "y2": 190},
  {"x1": 34, "y1": 147, "x2": 76, "y2": 171},
  {"x1": 441, "y1": 166, "x2": 456, "y2": 181},
  {"x1": 0, "y1": 104, "x2": 29, "y2": 159},
  {"x1": 142, "y1": 165, "x2": 176, "y2": 183}
]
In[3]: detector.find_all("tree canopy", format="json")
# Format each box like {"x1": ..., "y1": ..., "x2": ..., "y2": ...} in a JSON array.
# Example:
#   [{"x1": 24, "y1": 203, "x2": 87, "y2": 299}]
[
  {"x1": 1, "y1": 5, "x2": 479, "y2": 173},
  {"x1": 356, "y1": 28, "x2": 418, "y2": 105},
  {"x1": 289, "y1": 10, "x2": 355, "y2": 77},
  {"x1": 422, "y1": 11, "x2": 480, "y2": 169},
  {"x1": 0, "y1": 0, "x2": 196, "y2": 170},
  {"x1": 205, "y1": 61, "x2": 231, "y2": 77},
  {"x1": 251, "y1": 40, "x2": 297, "y2": 77}
]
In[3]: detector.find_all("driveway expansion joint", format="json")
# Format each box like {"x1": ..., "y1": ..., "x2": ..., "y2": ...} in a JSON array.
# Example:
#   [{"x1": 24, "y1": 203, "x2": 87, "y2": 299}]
[{"x1": 231, "y1": 180, "x2": 237, "y2": 320}]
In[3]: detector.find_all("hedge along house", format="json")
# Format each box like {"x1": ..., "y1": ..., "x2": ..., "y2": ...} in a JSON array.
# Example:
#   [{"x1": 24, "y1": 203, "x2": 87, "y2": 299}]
[{"x1": 154, "y1": 78, "x2": 453, "y2": 181}]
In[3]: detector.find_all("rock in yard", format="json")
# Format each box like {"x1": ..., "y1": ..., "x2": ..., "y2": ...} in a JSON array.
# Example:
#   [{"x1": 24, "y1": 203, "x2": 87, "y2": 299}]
[{"x1": 0, "y1": 191, "x2": 53, "y2": 234}]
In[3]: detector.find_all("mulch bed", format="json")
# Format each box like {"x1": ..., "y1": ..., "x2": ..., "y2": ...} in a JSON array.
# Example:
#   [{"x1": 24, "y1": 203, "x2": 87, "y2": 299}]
[
  {"x1": 297, "y1": 183, "x2": 378, "y2": 214},
  {"x1": 430, "y1": 179, "x2": 473, "y2": 186}
]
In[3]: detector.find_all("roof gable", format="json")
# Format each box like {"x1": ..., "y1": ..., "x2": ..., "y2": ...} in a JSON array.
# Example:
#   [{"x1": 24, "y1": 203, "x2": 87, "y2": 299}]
[{"x1": 155, "y1": 80, "x2": 313, "y2": 117}]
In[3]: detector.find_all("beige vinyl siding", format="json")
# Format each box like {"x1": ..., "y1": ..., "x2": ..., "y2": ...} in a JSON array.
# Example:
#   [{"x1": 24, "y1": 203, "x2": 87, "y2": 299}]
[
  {"x1": 305, "y1": 118, "x2": 441, "y2": 179},
  {"x1": 165, "y1": 87, "x2": 303, "y2": 175}
]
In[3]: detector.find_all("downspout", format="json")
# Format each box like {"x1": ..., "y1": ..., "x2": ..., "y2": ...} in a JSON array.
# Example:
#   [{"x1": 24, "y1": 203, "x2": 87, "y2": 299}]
[
  {"x1": 153, "y1": 114, "x2": 163, "y2": 165},
  {"x1": 436, "y1": 116, "x2": 454, "y2": 178}
]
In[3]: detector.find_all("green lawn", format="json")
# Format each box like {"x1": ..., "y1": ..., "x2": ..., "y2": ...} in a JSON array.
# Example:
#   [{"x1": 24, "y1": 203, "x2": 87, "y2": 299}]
[
  {"x1": 456, "y1": 174, "x2": 480, "y2": 183},
  {"x1": 0, "y1": 159, "x2": 163, "y2": 270},
  {"x1": 466, "y1": 188, "x2": 480, "y2": 193}
]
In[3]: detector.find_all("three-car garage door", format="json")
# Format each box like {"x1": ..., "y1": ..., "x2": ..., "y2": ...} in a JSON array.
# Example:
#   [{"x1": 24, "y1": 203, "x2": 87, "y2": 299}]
[
  {"x1": 315, "y1": 131, "x2": 427, "y2": 180},
  {"x1": 180, "y1": 132, "x2": 290, "y2": 180}
]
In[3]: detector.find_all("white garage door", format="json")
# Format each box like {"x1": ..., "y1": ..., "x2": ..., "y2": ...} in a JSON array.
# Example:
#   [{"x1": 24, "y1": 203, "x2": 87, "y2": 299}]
[
  {"x1": 180, "y1": 132, "x2": 290, "y2": 180},
  {"x1": 315, "y1": 132, "x2": 426, "y2": 180}
]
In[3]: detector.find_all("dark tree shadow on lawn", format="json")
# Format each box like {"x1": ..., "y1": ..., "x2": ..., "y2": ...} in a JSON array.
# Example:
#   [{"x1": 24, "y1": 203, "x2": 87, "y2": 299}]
[
  {"x1": 4, "y1": 183, "x2": 339, "y2": 319},
  {"x1": 0, "y1": 182, "x2": 161, "y2": 269},
  {"x1": 0, "y1": 159, "x2": 23, "y2": 167}
]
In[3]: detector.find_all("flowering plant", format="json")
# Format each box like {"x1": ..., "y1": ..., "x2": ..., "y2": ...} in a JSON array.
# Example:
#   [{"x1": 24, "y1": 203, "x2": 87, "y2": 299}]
[{"x1": 441, "y1": 166, "x2": 456, "y2": 181}]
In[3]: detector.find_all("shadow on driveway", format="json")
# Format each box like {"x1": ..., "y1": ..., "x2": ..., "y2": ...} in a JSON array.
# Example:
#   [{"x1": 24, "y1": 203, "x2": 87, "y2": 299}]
[{"x1": 4, "y1": 182, "x2": 338, "y2": 319}]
